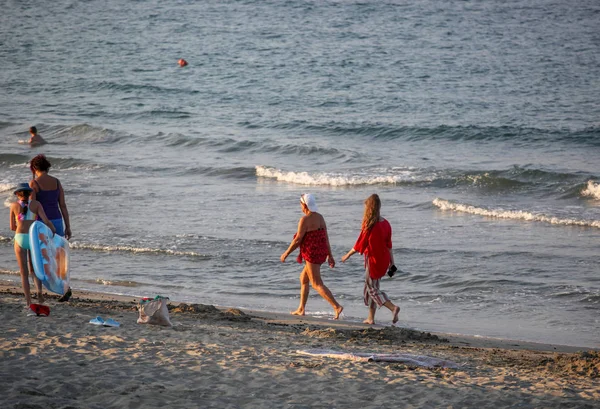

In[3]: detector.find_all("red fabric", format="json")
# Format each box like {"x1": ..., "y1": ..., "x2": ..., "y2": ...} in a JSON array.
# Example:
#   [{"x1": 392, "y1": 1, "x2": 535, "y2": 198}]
[
  {"x1": 296, "y1": 229, "x2": 329, "y2": 265},
  {"x1": 30, "y1": 303, "x2": 50, "y2": 316},
  {"x1": 354, "y1": 219, "x2": 392, "y2": 279}
]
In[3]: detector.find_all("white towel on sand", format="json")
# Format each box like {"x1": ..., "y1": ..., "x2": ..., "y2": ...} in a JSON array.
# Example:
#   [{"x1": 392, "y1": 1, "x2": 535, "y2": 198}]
[{"x1": 297, "y1": 349, "x2": 459, "y2": 368}]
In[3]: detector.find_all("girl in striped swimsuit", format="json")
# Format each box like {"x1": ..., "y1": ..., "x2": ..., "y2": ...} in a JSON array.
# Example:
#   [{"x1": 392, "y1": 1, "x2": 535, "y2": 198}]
[{"x1": 9, "y1": 183, "x2": 56, "y2": 306}]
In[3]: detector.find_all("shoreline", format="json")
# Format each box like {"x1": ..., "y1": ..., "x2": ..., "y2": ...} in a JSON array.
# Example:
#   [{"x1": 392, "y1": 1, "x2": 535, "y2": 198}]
[
  {"x1": 1, "y1": 282, "x2": 599, "y2": 407},
  {"x1": 1, "y1": 281, "x2": 595, "y2": 354}
]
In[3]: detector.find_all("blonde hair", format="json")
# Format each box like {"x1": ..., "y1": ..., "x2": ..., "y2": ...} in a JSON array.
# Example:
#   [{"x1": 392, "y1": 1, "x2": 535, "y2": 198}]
[{"x1": 361, "y1": 194, "x2": 381, "y2": 232}]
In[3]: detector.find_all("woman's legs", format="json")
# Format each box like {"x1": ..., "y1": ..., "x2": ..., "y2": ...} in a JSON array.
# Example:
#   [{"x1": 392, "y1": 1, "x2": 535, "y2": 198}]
[
  {"x1": 383, "y1": 300, "x2": 400, "y2": 324},
  {"x1": 364, "y1": 303, "x2": 377, "y2": 325},
  {"x1": 364, "y1": 299, "x2": 399, "y2": 324},
  {"x1": 292, "y1": 265, "x2": 310, "y2": 316},
  {"x1": 305, "y1": 262, "x2": 343, "y2": 319},
  {"x1": 15, "y1": 242, "x2": 32, "y2": 306},
  {"x1": 364, "y1": 267, "x2": 400, "y2": 324}
]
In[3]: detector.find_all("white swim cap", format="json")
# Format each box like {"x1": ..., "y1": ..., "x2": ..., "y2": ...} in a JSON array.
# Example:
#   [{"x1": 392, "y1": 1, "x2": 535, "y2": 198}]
[{"x1": 300, "y1": 193, "x2": 319, "y2": 212}]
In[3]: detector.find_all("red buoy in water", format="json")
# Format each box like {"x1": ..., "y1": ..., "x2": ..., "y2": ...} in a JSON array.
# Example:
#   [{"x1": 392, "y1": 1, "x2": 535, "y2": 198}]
[{"x1": 178, "y1": 58, "x2": 188, "y2": 67}]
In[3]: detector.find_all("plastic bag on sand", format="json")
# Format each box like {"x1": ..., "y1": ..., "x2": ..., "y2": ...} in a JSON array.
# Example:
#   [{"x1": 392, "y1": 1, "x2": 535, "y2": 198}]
[{"x1": 137, "y1": 296, "x2": 172, "y2": 327}]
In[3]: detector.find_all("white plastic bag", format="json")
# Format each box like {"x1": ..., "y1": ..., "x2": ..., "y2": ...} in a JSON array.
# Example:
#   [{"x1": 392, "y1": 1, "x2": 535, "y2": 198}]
[{"x1": 137, "y1": 296, "x2": 172, "y2": 327}]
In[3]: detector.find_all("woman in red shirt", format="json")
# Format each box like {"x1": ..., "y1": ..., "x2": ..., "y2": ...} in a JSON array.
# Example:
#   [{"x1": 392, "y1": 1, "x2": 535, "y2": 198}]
[{"x1": 342, "y1": 194, "x2": 400, "y2": 325}]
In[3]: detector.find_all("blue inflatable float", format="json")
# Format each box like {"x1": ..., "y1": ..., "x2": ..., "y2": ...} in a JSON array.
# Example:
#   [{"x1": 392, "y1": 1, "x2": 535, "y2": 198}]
[{"x1": 29, "y1": 221, "x2": 70, "y2": 295}]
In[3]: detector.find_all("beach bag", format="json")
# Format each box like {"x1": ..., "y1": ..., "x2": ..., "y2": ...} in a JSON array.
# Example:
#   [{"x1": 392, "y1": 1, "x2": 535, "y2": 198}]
[{"x1": 137, "y1": 296, "x2": 172, "y2": 327}]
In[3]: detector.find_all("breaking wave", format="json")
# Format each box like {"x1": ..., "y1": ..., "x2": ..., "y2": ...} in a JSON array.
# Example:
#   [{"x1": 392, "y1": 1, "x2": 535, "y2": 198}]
[
  {"x1": 581, "y1": 180, "x2": 600, "y2": 200},
  {"x1": 256, "y1": 165, "x2": 592, "y2": 192},
  {"x1": 256, "y1": 165, "x2": 415, "y2": 186},
  {"x1": 242, "y1": 121, "x2": 600, "y2": 146},
  {"x1": 433, "y1": 198, "x2": 600, "y2": 229}
]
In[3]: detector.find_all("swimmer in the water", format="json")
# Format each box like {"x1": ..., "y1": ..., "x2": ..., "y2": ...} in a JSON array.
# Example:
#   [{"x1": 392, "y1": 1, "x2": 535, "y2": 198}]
[{"x1": 28, "y1": 126, "x2": 47, "y2": 146}]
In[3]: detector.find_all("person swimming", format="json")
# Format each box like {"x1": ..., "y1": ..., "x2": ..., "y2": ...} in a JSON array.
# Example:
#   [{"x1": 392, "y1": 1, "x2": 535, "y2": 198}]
[{"x1": 27, "y1": 126, "x2": 47, "y2": 146}]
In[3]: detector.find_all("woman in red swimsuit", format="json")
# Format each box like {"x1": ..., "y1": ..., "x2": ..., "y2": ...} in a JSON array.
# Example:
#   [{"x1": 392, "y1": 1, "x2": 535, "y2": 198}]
[
  {"x1": 281, "y1": 194, "x2": 343, "y2": 319},
  {"x1": 342, "y1": 194, "x2": 400, "y2": 325}
]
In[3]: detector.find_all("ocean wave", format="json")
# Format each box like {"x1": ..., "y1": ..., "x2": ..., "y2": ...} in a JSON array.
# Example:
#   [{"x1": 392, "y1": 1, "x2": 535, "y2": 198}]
[
  {"x1": 47, "y1": 157, "x2": 106, "y2": 172},
  {"x1": 216, "y1": 139, "x2": 345, "y2": 158},
  {"x1": 256, "y1": 165, "x2": 416, "y2": 186},
  {"x1": 157, "y1": 133, "x2": 262, "y2": 151},
  {"x1": 180, "y1": 166, "x2": 256, "y2": 179},
  {"x1": 159, "y1": 133, "x2": 214, "y2": 147},
  {"x1": 0, "y1": 153, "x2": 31, "y2": 168},
  {"x1": 217, "y1": 139, "x2": 262, "y2": 153},
  {"x1": 134, "y1": 109, "x2": 192, "y2": 119},
  {"x1": 0, "y1": 121, "x2": 16, "y2": 130},
  {"x1": 0, "y1": 268, "x2": 18, "y2": 276},
  {"x1": 93, "y1": 279, "x2": 141, "y2": 287},
  {"x1": 450, "y1": 167, "x2": 589, "y2": 193},
  {"x1": 449, "y1": 172, "x2": 527, "y2": 190},
  {"x1": 0, "y1": 183, "x2": 15, "y2": 193},
  {"x1": 48, "y1": 123, "x2": 128, "y2": 144},
  {"x1": 260, "y1": 142, "x2": 343, "y2": 157},
  {"x1": 242, "y1": 121, "x2": 600, "y2": 146},
  {"x1": 580, "y1": 294, "x2": 600, "y2": 304},
  {"x1": 550, "y1": 288, "x2": 593, "y2": 299},
  {"x1": 69, "y1": 242, "x2": 211, "y2": 258},
  {"x1": 255, "y1": 165, "x2": 583, "y2": 190},
  {"x1": 581, "y1": 180, "x2": 600, "y2": 200},
  {"x1": 95, "y1": 80, "x2": 200, "y2": 95},
  {"x1": 0, "y1": 151, "x2": 105, "y2": 173},
  {"x1": 433, "y1": 198, "x2": 600, "y2": 228},
  {"x1": 158, "y1": 132, "x2": 345, "y2": 157},
  {"x1": 76, "y1": 278, "x2": 184, "y2": 290}
]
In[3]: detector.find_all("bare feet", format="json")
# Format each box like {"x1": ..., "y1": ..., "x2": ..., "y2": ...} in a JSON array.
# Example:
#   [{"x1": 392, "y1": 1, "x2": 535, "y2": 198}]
[
  {"x1": 363, "y1": 319, "x2": 374, "y2": 325},
  {"x1": 392, "y1": 306, "x2": 400, "y2": 324},
  {"x1": 333, "y1": 305, "x2": 343, "y2": 320},
  {"x1": 291, "y1": 309, "x2": 305, "y2": 316}
]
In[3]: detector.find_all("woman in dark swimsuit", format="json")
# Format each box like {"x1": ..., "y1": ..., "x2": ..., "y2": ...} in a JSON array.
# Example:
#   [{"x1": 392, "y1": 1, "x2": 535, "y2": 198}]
[
  {"x1": 29, "y1": 154, "x2": 73, "y2": 301},
  {"x1": 281, "y1": 194, "x2": 343, "y2": 319}
]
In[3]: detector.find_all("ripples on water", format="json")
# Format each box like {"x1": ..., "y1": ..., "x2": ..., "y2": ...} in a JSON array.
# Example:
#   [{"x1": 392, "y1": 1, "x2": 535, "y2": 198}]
[{"x1": 0, "y1": 0, "x2": 599, "y2": 347}]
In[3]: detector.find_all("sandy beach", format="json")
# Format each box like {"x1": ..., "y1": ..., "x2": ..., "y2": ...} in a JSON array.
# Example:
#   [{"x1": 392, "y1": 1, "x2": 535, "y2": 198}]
[{"x1": 1, "y1": 283, "x2": 598, "y2": 409}]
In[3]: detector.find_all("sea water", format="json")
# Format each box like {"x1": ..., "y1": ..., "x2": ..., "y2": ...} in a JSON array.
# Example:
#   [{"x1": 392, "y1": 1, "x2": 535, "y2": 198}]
[{"x1": 1, "y1": 0, "x2": 598, "y2": 348}]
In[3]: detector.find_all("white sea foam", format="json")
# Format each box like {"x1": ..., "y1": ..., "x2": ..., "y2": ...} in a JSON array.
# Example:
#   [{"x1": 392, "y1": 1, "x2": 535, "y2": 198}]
[
  {"x1": 0, "y1": 268, "x2": 19, "y2": 276},
  {"x1": 256, "y1": 165, "x2": 417, "y2": 186},
  {"x1": 61, "y1": 164, "x2": 105, "y2": 172},
  {"x1": 3, "y1": 196, "x2": 17, "y2": 208},
  {"x1": 95, "y1": 279, "x2": 139, "y2": 287},
  {"x1": 0, "y1": 183, "x2": 14, "y2": 193},
  {"x1": 581, "y1": 180, "x2": 600, "y2": 200},
  {"x1": 70, "y1": 242, "x2": 209, "y2": 257},
  {"x1": 433, "y1": 198, "x2": 600, "y2": 228}
]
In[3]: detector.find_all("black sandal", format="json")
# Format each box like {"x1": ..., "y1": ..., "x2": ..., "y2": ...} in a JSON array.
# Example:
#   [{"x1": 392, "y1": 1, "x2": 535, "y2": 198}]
[{"x1": 58, "y1": 288, "x2": 72, "y2": 302}]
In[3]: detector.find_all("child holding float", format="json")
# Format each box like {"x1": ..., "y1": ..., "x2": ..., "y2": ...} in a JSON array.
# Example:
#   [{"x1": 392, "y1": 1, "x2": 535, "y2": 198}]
[{"x1": 9, "y1": 183, "x2": 56, "y2": 307}]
